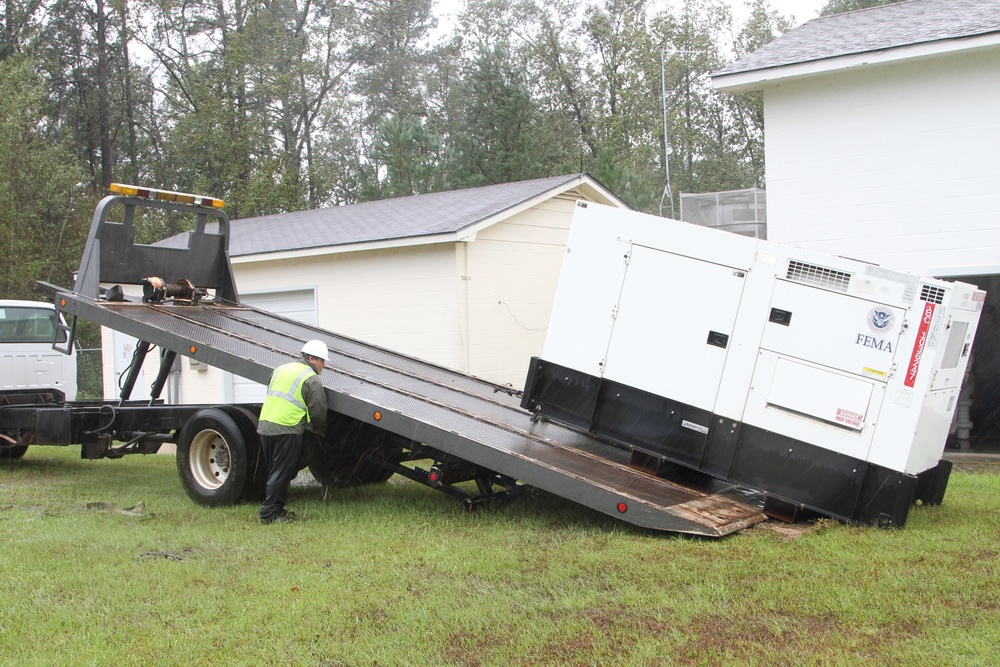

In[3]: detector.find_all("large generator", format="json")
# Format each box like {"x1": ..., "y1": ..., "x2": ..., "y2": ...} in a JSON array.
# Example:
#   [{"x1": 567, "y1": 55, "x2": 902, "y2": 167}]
[{"x1": 522, "y1": 202, "x2": 985, "y2": 526}]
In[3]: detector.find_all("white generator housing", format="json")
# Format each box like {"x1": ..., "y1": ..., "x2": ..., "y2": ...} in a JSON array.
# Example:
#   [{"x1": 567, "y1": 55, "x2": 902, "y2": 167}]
[{"x1": 522, "y1": 203, "x2": 985, "y2": 526}]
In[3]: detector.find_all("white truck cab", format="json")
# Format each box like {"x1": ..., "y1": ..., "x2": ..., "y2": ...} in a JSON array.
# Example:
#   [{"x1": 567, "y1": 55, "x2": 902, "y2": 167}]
[{"x1": 0, "y1": 300, "x2": 77, "y2": 402}]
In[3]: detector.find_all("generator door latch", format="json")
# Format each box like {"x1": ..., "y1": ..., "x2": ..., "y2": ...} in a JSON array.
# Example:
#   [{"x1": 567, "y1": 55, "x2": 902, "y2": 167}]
[{"x1": 707, "y1": 331, "x2": 729, "y2": 349}]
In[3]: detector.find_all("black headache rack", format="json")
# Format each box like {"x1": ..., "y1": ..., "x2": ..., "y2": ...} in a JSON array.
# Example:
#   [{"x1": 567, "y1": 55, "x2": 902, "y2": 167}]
[{"x1": 38, "y1": 187, "x2": 765, "y2": 537}]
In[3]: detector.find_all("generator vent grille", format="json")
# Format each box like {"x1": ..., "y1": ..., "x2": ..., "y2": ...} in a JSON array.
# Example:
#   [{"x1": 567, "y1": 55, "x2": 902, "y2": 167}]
[
  {"x1": 920, "y1": 284, "x2": 945, "y2": 305},
  {"x1": 786, "y1": 260, "x2": 851, "y2": 293}
]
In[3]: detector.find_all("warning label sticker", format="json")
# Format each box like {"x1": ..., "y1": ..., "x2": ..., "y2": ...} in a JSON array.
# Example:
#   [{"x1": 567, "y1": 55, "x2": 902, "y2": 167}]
[{"x1": 835, "y1": 408, "x2": 864, "y2": 429}]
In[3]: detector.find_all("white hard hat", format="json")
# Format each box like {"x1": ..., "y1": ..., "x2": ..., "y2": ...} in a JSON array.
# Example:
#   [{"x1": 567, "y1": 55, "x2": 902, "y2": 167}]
[{"x1": 301, "y1": 339, "x2": 329, "y2": 362}]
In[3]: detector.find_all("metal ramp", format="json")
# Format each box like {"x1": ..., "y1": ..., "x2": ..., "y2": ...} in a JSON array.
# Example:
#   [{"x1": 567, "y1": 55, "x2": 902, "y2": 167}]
[{"x1": 51, "y1": 291, "x2": 765, "y2": 537}]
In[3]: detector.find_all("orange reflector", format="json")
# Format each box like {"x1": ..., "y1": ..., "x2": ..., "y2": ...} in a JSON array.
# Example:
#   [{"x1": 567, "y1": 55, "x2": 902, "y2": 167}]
[
  {"x1": 189, "y1": 346, "x2": 197, "y2": 354},
  {"x1": 373, "y1": 411, "x2": 382, "y2": 421},
  {"x1": 616, "y1": 502, "x2": 628, "y2": 513},
  {"x1": 59, "y1": 299, "x2": 66, "y2": 307}
]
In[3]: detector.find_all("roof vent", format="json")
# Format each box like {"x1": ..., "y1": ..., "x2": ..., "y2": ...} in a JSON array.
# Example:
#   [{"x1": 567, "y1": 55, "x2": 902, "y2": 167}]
[{"x1": 786, "y1": 260, "x2": 851, "y2": 293}]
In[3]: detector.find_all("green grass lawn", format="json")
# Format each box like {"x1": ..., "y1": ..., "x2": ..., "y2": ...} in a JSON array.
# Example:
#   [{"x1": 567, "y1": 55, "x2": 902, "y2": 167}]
[{"x1": 1, "y1": 447, "x2": 997, "y2": 666}]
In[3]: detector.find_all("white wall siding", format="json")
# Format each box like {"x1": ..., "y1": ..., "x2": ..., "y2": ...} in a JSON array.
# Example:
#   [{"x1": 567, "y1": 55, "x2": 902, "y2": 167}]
[
  {"x1": 465, "y1": 195, "x2": 578, "y2": 386},
  {"x1": 763, "y1": 47, "x2": 1000, "y2": 276},
  {"x1": 175, "y1": 361, "x2": 227, "y2": 405},
  {"x1": 227, "y1": 288, "x2": 318, "y2": 403},
  {"x1": 238, "y1": 244, "x2": 464, "y2": 367},
  {"x1": 228, "y1": 195, "x2": 584, "y2": 389}
]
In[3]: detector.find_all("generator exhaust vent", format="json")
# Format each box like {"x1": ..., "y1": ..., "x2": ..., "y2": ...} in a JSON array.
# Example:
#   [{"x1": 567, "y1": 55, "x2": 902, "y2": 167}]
[
  {"x1": 786, "y1": 260, "x2": 851, "y2": 293},
  {"x1": 920, "y1": 284, "x2": 945, "y2": 305}
]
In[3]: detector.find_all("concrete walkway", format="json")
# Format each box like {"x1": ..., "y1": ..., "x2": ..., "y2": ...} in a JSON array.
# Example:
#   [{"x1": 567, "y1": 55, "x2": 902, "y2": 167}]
[{"x1": 943, "y1": 433, "x2": 1000, "y2": 473}]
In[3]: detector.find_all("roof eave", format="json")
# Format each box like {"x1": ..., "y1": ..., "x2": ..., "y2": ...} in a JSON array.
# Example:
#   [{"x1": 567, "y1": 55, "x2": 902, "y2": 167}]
[
  {"x1": 231, "y1": 174, "x2": 630, "y2": 265},
  {"x1": 453, "y1": 174, "x2": 630, "y2": 240},
  {"x1": 231, "y1": 231, "x2": 471, "y2": 264},
  {"x1": 713, "y1": 32, "x2": 1000, "y2": 94}
]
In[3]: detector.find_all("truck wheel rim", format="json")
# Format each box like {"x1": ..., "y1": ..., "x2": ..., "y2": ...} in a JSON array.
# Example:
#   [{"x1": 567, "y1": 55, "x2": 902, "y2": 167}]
[{"x1": 189, "y1": 429, "x2": 231, "y2": 490}]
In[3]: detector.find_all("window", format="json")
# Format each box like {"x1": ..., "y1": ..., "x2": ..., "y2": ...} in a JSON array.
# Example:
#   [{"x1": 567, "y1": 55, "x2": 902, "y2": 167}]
[{"x1": 0, "y1": 307, "x2": 58, "y2": 343}]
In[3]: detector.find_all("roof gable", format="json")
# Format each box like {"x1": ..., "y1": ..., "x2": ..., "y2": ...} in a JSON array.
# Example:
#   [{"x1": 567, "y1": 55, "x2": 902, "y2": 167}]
[
  {"x1": 159, "y1": 174, "x2": 626, "y2": 259},
  {"x1": 713, "y1": 0, "x2": 1000, "y2": 91}
]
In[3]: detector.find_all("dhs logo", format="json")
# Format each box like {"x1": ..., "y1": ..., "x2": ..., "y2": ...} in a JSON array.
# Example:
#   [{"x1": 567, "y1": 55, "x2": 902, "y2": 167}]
[
  {"x1": 856, "y1": 307, "x2": 896, "y2": 354},
  {"x1": 867, "y1": 308, "x2": 894, "y2": 333}
]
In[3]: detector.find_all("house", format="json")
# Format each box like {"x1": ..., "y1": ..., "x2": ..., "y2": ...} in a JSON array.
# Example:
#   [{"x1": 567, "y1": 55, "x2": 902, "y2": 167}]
[
  {"x1": 102, "y1": 174, "x2": 629, "y2": 403},
  {"x1": 711, "y1": 0, "x2": 1000, "y2": 297}
]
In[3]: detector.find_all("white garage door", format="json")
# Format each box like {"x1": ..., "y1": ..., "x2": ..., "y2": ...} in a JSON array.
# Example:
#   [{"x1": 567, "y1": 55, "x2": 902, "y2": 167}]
[{"x1": 226, "y1": 288, "x2": 317, "y2": 403}]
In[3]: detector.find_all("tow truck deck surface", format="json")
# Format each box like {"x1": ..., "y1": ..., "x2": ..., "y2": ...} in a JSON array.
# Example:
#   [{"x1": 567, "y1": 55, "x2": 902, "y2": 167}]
[{"x1": 51, "y1": 288, "x2": 765, "y2": 537}]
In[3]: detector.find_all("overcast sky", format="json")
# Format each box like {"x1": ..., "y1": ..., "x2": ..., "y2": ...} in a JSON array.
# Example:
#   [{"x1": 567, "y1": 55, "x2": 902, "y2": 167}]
[
  {"x1": 736, "y1": 0, "x2": 828, "y2": 25},
  {"x1": 433, "y1": 1, "x2": 831, "y2": 29}
]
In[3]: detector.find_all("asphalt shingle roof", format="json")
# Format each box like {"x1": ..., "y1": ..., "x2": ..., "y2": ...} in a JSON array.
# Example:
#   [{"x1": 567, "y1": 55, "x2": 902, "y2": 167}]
[
  {"x1": 714, "y1": 0, "x2": 1000, "y2": 77},
  {"x1": 163, "y1": 174, "x2": 607, "y2": 257}
]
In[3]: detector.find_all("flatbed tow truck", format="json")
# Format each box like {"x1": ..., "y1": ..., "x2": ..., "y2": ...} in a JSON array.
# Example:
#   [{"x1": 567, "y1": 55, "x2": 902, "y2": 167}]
[
  {"x1": 4, "y1": 185, "x2": 981, "y2": 535},
  {"x1": 1, "y1": 185, "x2": 766, "y2": 537}
]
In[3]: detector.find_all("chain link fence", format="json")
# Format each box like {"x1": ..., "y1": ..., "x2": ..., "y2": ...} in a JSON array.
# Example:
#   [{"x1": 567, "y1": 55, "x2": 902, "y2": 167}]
[{"x1": 77, "y1": 347, "x2": 104, "y2": 400}]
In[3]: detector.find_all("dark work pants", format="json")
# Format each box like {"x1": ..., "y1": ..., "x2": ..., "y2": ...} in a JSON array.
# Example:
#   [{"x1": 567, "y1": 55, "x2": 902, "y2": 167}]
[{"x1": 259, "y1": 432, "x2": 303, "y2": 521}]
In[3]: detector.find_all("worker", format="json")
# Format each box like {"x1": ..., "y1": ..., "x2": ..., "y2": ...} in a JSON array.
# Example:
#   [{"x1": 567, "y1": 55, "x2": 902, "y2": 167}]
[{"x1": 257, "y1": 339, "x2": 330, "y2": 524}]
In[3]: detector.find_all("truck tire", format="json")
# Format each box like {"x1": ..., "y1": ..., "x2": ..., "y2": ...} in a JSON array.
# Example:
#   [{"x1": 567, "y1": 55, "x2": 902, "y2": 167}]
[
  {"x1": 221, "y1": 406, "x2": 266, "y2": 501},
  {"x1": 176, "y1": 408, "x2": 255, "y2": 506},
  {"x1": 308, "y1": 449, "x2": 396, "y2": 487},
  {"x1": 0, "y1": 444, "x2": 28, "y2": 460},
  {"x1": 1, "y1": 429, "x2": 33, "y2": 459},
  {"x1": 307, "y1": 423, "x2": 409, "y2": 487}
]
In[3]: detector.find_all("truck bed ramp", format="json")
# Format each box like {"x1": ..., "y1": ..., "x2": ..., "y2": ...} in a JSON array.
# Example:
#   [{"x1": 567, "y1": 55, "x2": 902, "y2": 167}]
[
  {"x1": 44, "y1": 186, "x2": 764, "y2": 537},
  {"x1": 53, "y1": 291, "x2": 764, "y2": 537}
]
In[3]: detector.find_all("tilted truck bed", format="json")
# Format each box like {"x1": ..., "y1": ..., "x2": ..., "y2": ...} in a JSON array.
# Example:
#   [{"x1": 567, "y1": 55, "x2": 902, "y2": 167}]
[
  {"x1": 39, "y1": 186, "x2": 764, "y2": 537},
  {"x1": 52, "y1": 289, "x2": 765, "y2": 537}
]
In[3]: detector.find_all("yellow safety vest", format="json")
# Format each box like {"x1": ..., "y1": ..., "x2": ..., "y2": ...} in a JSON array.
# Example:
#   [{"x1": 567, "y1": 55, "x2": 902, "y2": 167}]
[{"x1": 259, "y1": 362, "x2": 315, "y2": 427}]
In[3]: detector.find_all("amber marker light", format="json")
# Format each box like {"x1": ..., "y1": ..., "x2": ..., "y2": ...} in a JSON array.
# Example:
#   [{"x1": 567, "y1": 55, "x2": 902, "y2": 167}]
[
  {"x1": 373, "y1": 411, "x2": 382, "y2": 421},
  {"x1": 189, "y1": 346, "x2": 197, "y2": 354},
  {"x1": 109, "y1": 183, "x2": 141, "y2": 197},
  {"x1": 109, "y1": 183, "x2": 225, "y2": 208},
  {"x1": 59, "y1": 299, "x2": 66, "y2": 307}
]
